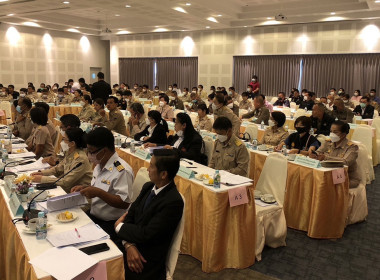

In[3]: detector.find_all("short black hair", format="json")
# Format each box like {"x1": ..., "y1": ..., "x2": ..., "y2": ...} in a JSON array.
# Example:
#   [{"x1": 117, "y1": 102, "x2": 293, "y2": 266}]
[
  {"x1": 308, "y1": 92, "x2": 315, "y2": 97},
  {"x1": 301, "y1": 89, "x2": 308, "y2": 93},
  {"x1": 30, "y1": 107, "x2": 48, "y2": 126},
  {"x1": 160, "y1": 94, "x2": 169, "y2": 104},
  {"x1": 330, "y1": 88, "x2": 336, "y2": 91},
  {"x1": 130, "y1": 102, "x2": 144, "y2": 114},
  {"x1": 68, "y1": 79, "x2": 74, "y2": 83},
  {"x1": 65, "y1": 128, "x2": 87, "y2": 149},
  {"x1": 370, "y1": 89, "x2": 376, "y2": 93},
  {"x1": 34, "y1": 102, "x2": 50, "y2": 114},
  {"x1": 21, "y1": 97, "x2": 32, "y2": 109},
  {"x1": 242, "y1": 92, "x2": 249, "y2": 97},
  {"x1": 355, "y1": 89, "x2": 361, "y2": 95},
  {"x1": 143, "y1": 84, "x2": 149, "y2": 89},
  {"x1": 94, "y1": 98, "x2": 104, "y2": 107},
  {"x1": 28, "y1": 85, "x2": 35, "y2": 90},
  {"x1": 8, "y1": 85, "x2": 14, "y2": 89},
  {"x1": 60, "y1": 114, "x2": 80, "y2": 128},
  {"x1": 83, "y1": 95, "x2": 92, "y2": 105},
  {"x1": 97, "y1": 72, "x2": 105, "y2": 79},
  {"x1": 107, "y1": 96, "x2": 119, "y2": 103},
  {"x1": 210, "y1": 86, "x2": 216, "y2": 90},
  {"x1": 208, "y1": 93, "x2": 215, "y2": 100},
  {"x1": 198, "y1": 85, "x2": 203, "y2": 89},
  {"x1": 153, "y1": 149, "x2": 180, "y2": 180},
  {"x1": 148, "y1": 110, "x2": 162, "y2": 124},
  {"x1": 78, "y1": 78, "x2": 85, "y2": 83},
  {"x1": 74, "y1": 89, "x2": 83, "y2": 96},
  {"x1": 214, "y1": 93, "x2": 226, "y2": 105},
  {"x1": 213, "y1": 116, "x2": 232, "y2": 131},
  {"x1": 361, "y1": 96, "x2": 370, "y2": 102},
  {"x1": 332, "y1": 120, "x2": 350, "y2": 134},
  {"x1": 229, "y1": 87, "x2": 235, "y2": 91},
  {"x1": 197, "y1": 103, "x2": 208, "y2": 113},
  {"x1": 86, "y1": 127, "x2": 115, "y2": 152},
  {"x1": 125, "y1": 90, "x2": 132, "y2": 96},
  {"x1": 295, "y1": 116, "x2": 312, "y2": 130},
  {"x1": 271, "y1": 111, "x2": 286, "y2": 127},
  {"x1": 58, "y1": 88, "x2": 64, "y2": 92},
  {"x1": 343, "y1": 93, "x2": 350, "y2": 100},
  {"x1": 173, "y1": 83, "x2": 178, "y2": 87}
]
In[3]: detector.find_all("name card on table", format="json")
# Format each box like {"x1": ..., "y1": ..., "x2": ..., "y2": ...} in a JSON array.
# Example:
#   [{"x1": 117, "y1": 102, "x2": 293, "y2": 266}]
[
  {"x1": 294, "y1": 156, "x2": 321, "y2": 168},
  {"x1": 138, "y1": 98, "x2": 148, "y2": 102},
  {"x1": 228, "y1": 186, "x2": 249, "y2": 207},
  {"x1": 332, "y1": 168, "x2": 346, "y2": 184},
  {"x1": 3, "y1": 182, "x2": 12, "y2": 197},
  {"x1": 177, "y1": 166, "x2": 195, "y2": 179},
  {"x1": 9, "y1": 194, "x2": 24, "y2": 216},
  {"x1": 135, "y1": 149, "x2": 151, "y2": 160}
]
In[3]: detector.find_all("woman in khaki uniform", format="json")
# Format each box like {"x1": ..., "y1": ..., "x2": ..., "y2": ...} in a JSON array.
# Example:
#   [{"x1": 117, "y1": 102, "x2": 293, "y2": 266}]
[
  {"x1": 26, "y1": 107, "x2": 55, "y2": 159},
  {"x1": 261, "y1": 111, "x2": 289, "y2": 146},
  {"x1": 91, "y1": 98, "x2": 108, "y2": 123},
  {"x1": 194, "y1": 103, "x2": 213, "y2": 131},
  {"x1": 31, "y1": 128, "x2": 93, "y2": 193},
  {"x1": 78, "y1": 95, "x2": 96, "y2": 121}
]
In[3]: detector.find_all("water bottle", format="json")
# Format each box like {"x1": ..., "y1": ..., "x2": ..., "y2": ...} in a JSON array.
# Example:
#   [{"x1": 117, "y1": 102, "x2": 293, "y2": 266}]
[
  {"x1": 310, "y1": 128, "x2": 314, "y2": 135},
  {"x1": 27, "y1": 187, "x2": 36, "y2": 209},
  {"x1": 6, "y1": 127, "x2": 12, "y2": 138},
  {"x1": 252, "y1": 139, "x2": 258, "y2": 150},
  {"x1": 213, "y1": 170, "x2": 220, "y2": 189},
  {"x1": 285, "y1": 125, "x2": 289, "y2": 131},
  {"x1": 36, "y1": 211, "x2": 47, "y2": 240},
  {"x1": 282, "y1": 145, "x2": 288, "y2": 156},
  {"x1": 130, "y1": 140, "x2": 136, "y2": 153},
  {"x1": 261, "y1": 121, "x2": 264, "y2": 130},
  {"x1": 2, "y1": 146, "x2": 8, "y2": 163}
]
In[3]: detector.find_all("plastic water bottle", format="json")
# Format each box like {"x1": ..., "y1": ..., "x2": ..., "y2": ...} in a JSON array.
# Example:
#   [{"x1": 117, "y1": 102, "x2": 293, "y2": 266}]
[
  {"x1": 27, "y1": 187, "x2": 36, "y2": 209},
  {"x1": 252, "y1": 139, "x2": 258, "y2": 150},
  {"x1": 2, "y1": 146, "x2": 8, "y2": 163},
  {"x1": 36, "y1": 211, "x2": 47, "y2": 240},
  {"x1": 261, "y1": 121, "x2": 264, "y2": 130},
  {"x1": 310, "y1": 128, "x2": 314, "y2": 135},
  {"x1": 6, "y1": 127, "x2": 12, "y2": 138},
  {"x1": 130, "y1": 140, "x2": 136, "y2": 153},
  {"x1": 213, "y1": 170, "x2": 220, "y2": 189},
  {"x1": 282, "y1": 145, "x2": 288, "y2": 156}
]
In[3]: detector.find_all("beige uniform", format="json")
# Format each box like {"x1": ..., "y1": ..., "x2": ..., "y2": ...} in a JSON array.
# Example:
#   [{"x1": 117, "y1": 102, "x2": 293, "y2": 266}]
[
  {"x1": 180, "y1": 92, "x2": 191, "y2": 102},
  {"x1": 40, "y1": 149, "x2": 93, "y2": 193},
  {"x1": 46, "y1": 120, "x2": 58, "y2": 146},
  {"x1": 14, "y1": 111, "x2": 33, "y2": 140},
  {"x1": 60, "y1": 94, "x2": 73, "y2": 104},
  {"x1": 158, "y1": 104, "x2": 174, "y2": 120},
  {"x1": 78, "y1": 105, "x2": 96, "y2": 121},
  {"x1": 28, "y1": 125, "x2": 55, "y2": 158},
  {"x1": 344, "y1": 101, "x2": 355, "y2": 109},
  {"x1": 0, "y1": 94, "x2": 13, "y2": 102},
  {"x1": 92, "y1": 111, "x2": 108, "y2": 123},
  {"x1": 71, "y1": 96, "x2": 82, "y2": 103},
  {"x1": 239, "y1": 100, "x2": 253, "y2": 111},
  {"x1": 213, "y1": 106, "x2": 242, "y2": 136},
  {"x1": 198, "y1": 90, "x2": 208, "y2": 99},
  {"x1": 209, "y1": 134, "x2": 249, "y2": 176},
  {"x1": 26, "y1": 92, "x2": 39, "y2": 102},
  {"x1": 128, "y1": 115, "x2": 147, "y2": 138},
  {"x1": 242, "y1": 106, "x2": 270, "y2": 125},
  {"x1": 38, "y1": 94, "x2": 55, "y2": 103},
  {"x1": 104, "y1": 109, "x2": 127, "y2": 136},
  {"x1": 231, "y1": 93, "x2": 242, "y2": 104},
  {"x1": 138, "y1": 91, "x2": 152, "y2": 100},
  {"x1": 330, "y1": 108, "x2": 354, "y2": 123},
  {"x1": 194, "y1": 115, "x2": 213, "y2": 131},
  {"x1": 261, "y1": 126, "x2": 289, "y2": 146},
  {"x1": 316, "y1": 138, "x2": 360, "y2": 188}
]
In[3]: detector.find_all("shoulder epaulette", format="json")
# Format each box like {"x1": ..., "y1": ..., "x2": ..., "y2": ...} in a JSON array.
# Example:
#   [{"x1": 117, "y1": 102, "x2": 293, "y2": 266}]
[{"x1": 114, "y1": 160, "x2": 125, "y2": 172}]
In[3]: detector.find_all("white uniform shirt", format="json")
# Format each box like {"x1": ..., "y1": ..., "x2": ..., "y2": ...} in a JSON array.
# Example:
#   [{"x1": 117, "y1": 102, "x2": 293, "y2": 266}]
[{"x1": 90, "y1": 152, "x2": 134, "y2": 221}]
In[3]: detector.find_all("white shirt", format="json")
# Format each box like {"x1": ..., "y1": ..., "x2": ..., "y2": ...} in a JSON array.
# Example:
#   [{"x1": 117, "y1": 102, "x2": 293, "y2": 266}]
[
  {"x1": 173, "y1": 136, "x2": 184, "y2": 148},
  {"x1": 90, "y1": 152, "x2": 134, "y2": 221}
]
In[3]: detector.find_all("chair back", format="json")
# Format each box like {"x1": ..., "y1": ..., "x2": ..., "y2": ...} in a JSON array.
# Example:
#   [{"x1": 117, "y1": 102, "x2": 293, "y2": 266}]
[
  {"x1": 282, "y1": 107, "x2": 291, "y2": 117},
  {"x1": 316, "y1": 134, "x2": 327, "y2": 146},
  {"x1": 270, "y1": 97, "x2": 277, "y2": 104},
  {"x1": 255, "y1": 153, "x2": 288, "y2": 206},
  {"x1": 166, "y1": 194, "x2": 186, "y2": 280},
  {"x1": 239, "y1": 109, "x2": 248, "y2": 118},
  {"x1": 371, "y1": 118, "x2": 380, "y2": 139},
  {"x1": 374, "y1": 110, "x2": 379, "y2": 118},
  {"x1": 352, "y1": 125, "x2": 372, "y2": 159},
  {"x1": 356, "y1": 143, "x2": 369, "y2": 185},
  {"x1": 143, "y1": 103, "x2": 150, "y2": 114},
  {"x1": 131, "y1": 167, "x2": 150, "y2": 202},
  {"x1": 294, "y1": 109, "x2": 306, "y2": 119},
  {"x1": 54, "y1": 126, "x2": 60, "y2": 151},
  {"x1": 202, "y1": 137, "x2": 214, "y2": 165},
  {"x1": 0, "y1": 102, "x2": 11, "y2": 121},
  {"x1": 245, "y1": 124, "x2": 258, "y2": 141},
  {"x1": 290, "y1": 102, "x2": 297, "y2": 110}
]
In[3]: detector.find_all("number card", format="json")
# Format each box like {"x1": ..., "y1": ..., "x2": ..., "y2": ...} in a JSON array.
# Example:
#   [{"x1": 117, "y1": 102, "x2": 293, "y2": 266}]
[
  {"x1": 332, "y1": 168, "x2": 346, "y2": 184},
  {"x1": 228, "y1": 186, "x2": 249, "y2": 207},
  {"x1": 9, "y1": 194, "x2": 24, "y2": 216}
]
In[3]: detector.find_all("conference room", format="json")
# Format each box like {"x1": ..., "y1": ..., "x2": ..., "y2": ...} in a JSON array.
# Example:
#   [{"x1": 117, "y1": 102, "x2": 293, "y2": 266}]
[{"x1": 0, "y1": 0, "x2": 380, "y2": 279}]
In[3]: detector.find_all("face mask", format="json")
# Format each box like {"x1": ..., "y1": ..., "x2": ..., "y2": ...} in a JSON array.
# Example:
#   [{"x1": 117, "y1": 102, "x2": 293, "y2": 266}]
[
  {"x1": 145, "y1": 118, "x2": 150, "y2": 126},
  {"x1": 227, "y1": 103, "x2": 233, "y2": 108},
  {"x1": 247, "y1": 88, "x2": 251, "y2": 92},
  {"x1": 192, "y1": 99, "x2": 197, "y2": 103},
  {"x1": 169, "y1": 96, "x2": 175, "y2": 100},
  {"x1": 252, "y1": 79, "x2": 256, "y2": 82},
  {"x1": 192, "y1": 91, "x2": 196, "y2": 94},
  {"x1": 42, "y1": 95, "x2": 48, "y2": 99},
  {"x1": 168, "y1": 87, "x2": 172, "y2": 91},
  {"x1": 354, "y1": 92, "x2": 359, "y2": 96},
  {"x1": 16, "y1": 105, "x2": 22, "y2": 113},
  {"x1": 159, "y1": 101, "x2": 165, "y2": 107},
  {"x1": 60, "y1": 129, "x2": 65, "y2": 137},
  {"x1": 154, "y1": 90, "x2": 159, "y2": 92},
  {"x1": 60, "y1": 141, "x2": 70, "y2": 152},
  {"x1": 87, "y1": 149, "x2": 104, "y2": 165},
  {"x1": 338, "y1": 91, "x2": 342, "y2": 94},
  {"x1": 143, "y1": 89, "x2": 147, "y2": 92},
  {"x1": 228, "y1": 91, "x2": 232, "y2": 95},
  {"x1": 329, "y1": 132, "x2": 341, "y2": 143},
  {"x1": 0, "y1": 93, "x2": 5, "y2": 97},
  {"x1": 134, "y1": 87, "x2": 138, "y2": 89},
  {"x1": 370, "y1": 92, "x2": 375, "y2": 96},
  {"x1": 37, "y1": 92, "x2": 42, "y2": 97},
  {"x1": 198, "y1": 88, "x2": 201, "y2": 91},
  {"x1": 80, "y1": 101, "x2": 85, "y2": 106},
  {"x1": 212, "y1": 103, "x2": 217, "y2": 111},
  {"x1": 58, "y1": 94, "x2": 63, "y2": 98},
  {"x1": 268, "y1": 120, "x2": 275, "y2": 127},
  {"x1": 327, "y1": 99, "x2": 331, "y2": 104},
  {"x1": 343, "y1": 100, "x2": 348, "y2": 104},
  {"x1": 360, "y1": 103, "x2": 366, "y2": 108},
  {"x1": 330, "y1": 92, "x2": 335, "y2": 95},
  {"x1": 20, "y1": 93, "x2": 26, "y2": 97},
  {"x1": 177, "y1": 130, "x2": 184, "y2": 137},
  {"x1": 295, "y1": 127, "x2": 308, "y2": 134},
  {"x1": 217, "y1": 134, "x2": 228, "y2": 143}
]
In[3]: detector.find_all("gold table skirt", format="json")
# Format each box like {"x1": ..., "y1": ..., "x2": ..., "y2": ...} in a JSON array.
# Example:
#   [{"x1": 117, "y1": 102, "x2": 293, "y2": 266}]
[
  {"x1": 248, "y1": 151, "x2": 349, "y2": 239},
  {"x1": 48, "y1": 105, "x2": 82, "y2": 120},
  {"x1": 117, "y1": 149, "x2": 256, "y2": 272},
  {"x1": 0, "y1": 191, "x2": 125, "y2": 280}
]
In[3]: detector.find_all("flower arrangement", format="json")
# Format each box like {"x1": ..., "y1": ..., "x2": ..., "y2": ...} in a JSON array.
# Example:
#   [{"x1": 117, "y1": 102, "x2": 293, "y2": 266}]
[{"x1": 14, "y1": 174, "x2": 33, "y2": 194}]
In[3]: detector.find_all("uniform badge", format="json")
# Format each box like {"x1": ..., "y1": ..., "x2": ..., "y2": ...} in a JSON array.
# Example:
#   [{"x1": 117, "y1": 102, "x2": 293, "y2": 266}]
[
  {"x1": 114, "y1": 161, "x2": 125, "y2": 172},
  {"x1": 73, "y1": 152, "x2": 79, "y2": 160},
  {"x1": 235, "y1": 139, "x2": 242, "y2": 147}
]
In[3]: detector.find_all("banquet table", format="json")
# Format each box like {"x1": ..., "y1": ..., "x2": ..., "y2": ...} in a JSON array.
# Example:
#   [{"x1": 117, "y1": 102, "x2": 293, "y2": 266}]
[
  {"x1": 48, "y1": 104, "x2": 83, "y2": 120},
  {"x1": 0, "y1": 184, "x2": 125, "y2": 280},
  {"x1": 248, "y1": 149, "x2": 349, "y2": 239},
  {"x1": 116, "y1": 147, "x2": 257, "y2": 272}
]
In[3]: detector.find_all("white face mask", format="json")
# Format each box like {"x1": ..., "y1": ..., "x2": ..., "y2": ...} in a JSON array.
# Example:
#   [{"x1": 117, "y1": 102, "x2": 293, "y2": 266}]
[
  {"x1": 169, "y1": 96, "x2": 175, "y2": 100},
  {"x1": 177, "y1": 130, "x2": 184, "y2": 137},
  {"x1": 370, "y1": 92, "x2": 375, "y2": 96},
  {"x1": 330, "y1": 92, "x2": 335, "y2": 95},
  {"x1": 252, "y1": 79, "x2": 256, "y2": 82},
  {"x1": 80, "y1": 101, "x2": 85, "y2": 106},
  {"x1": 20, "y1": 93, "x2": 26, "y2": 97},
  {"x1": 354, "y1": 92, "x2": 359, "y2": 96},
  {"x1": 329, "y1": 132, "x2": 341, "y2": 143},
  {"x1": 143, "y1": 89, "x2": 147, "y2": 92},
  {"x1": 192, "y1": 91, "x2": 196, "y2": 94},
  {"x1": 159, "y1": 101, "x2": 165, "y2": 107},
  {"x1": 268, "y1": 120, "x2": 275, "y2": 127},
  {"x1": 168, "y1": 87, "x2": 172, "y2": 91},
  {"x1": 217, "y1": 134, "x2": 228, "y2": 143},
  {"x1": 327, "y1": 99, "x2": 331, "y2": 104},
  {"x1": 228, "y1": 91, "x2": 232, "y2": 95},
  {"x1": 227, "y1": 103, "x2": 233, "y2": 108},
  {"x1": 60, "y1": 141, "x2": 70, "y2": 152},
  {"x1": 60, "y1": 129, "x2": 65, "y2": 136},
  {"x1": 154, "y1": 90, "x2": 159, "y2": 92},
  {"x1": 247, "y1": 88, "x2": 251, "y2": 92}
]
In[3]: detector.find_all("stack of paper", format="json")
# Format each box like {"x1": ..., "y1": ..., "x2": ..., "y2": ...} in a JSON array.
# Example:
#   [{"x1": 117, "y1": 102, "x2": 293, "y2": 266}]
[
  {"x1": 47, "y1": 223, "x2": 109, "y2": 247},
  {"x1": 219, "y1": 170, "x2": 253, "y2": 186},
  {"x1": 8, "y1": 151, "x2": 35, "y2": 159},
  {"x1": 14, "y1": 158, "x2": 50, "y2": 172},
  {"x1": 47, "y1": 192, "x2": 87, "y2": 212},
  {"x1": 29, "y1": 246, "x2": 98, "y2": 280}
]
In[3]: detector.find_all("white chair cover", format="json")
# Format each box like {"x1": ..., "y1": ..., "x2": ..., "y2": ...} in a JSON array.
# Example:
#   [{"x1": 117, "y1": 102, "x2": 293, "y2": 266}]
[
  {"x1": 131, "y1": 167, "x2": 150, "y2": 203},
  {"x1": 346, "y1": 143, "x2": 368, "y2": 225},
  {"x1": 316, "y1": 134, "x2": 327, "y2": 146},
  {"x1": 270, "y1": 97, "x2": 277, "y2": 104},
  {"x1": 189, "y1": 113, "x2": 197, "y2": 125},
  {"x1": 174, "y1": 109, "x2": 182, "y2": 118},
  {"x1": 143, "y1": 104, "x2": 150, "y2": 114},
  {"x1": 239, "y1": 109, "x2": 248, "y2": 118},
  {"x1": 203, "y1": 137, "x2": 214, "y2": 165},
  {"x1": 245, "y1": 124, "x2": 258, "y2": 142},
  {"x1": 166, "y1": 194, "x2": 185, "y2": 280},
  {"x1": 282, "y1": 108, "x2": 291, "y2": 117},
  {"x1": 0, "y1": 102, "x2": 11, "y2": 121},
  {"x1": 290, "y1": 102, "x2": 297, "y2": 110},
  {"x1": 371, "y1": 118, "x2": 380, "y2": 163},
  {"x1": 255, "y1": 153, "x2": 288, "y2": 261},
  {"x1": 352, "y1": 125, "x2": 374, "y2": 182},
  {"x1": 374, "y1": 110, "x2": 379, "y2": 118},
  {"x1": 54, "y1": 126, "x2": 60, "y2": 150},
  {"x1": 294, "y1": 109, "x2": 306, "y2": 119},
  {"x1": 352, "y1": 100, "x2": 360, "y2": 107}
]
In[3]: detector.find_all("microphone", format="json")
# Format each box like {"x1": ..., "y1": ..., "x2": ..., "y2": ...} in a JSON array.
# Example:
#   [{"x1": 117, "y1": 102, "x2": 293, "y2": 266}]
[
  {"x1": 0, "y1": 160, "x2": 20, "y2": 179},
  {"x1": 23, "y1": 162, "x2": 83, "y2": 224}
]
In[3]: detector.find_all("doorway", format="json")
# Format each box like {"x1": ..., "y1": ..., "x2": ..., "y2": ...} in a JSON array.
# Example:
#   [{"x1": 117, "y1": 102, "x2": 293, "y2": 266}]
[{"x1": 90, "y1": 67, "x2": 102, "y2": 84}]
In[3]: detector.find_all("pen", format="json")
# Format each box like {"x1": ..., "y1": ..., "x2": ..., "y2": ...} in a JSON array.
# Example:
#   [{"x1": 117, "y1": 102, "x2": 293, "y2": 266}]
[{"x1": 75, "y1": 228, "x2": 81, "y2": 238}]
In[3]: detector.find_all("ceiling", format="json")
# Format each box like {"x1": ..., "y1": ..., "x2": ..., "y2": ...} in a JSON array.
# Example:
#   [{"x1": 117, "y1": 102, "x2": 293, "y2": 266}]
[{"x1": 0, "y1": 0, "x2": 380, "y2": 36}]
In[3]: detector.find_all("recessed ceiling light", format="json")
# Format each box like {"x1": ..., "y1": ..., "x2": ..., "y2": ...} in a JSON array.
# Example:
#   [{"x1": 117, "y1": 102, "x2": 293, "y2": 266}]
[
  {"x1": 125, "y1": 5, "x2": 131, "y2": 8},
  {"x1": 62, "y1": 1, "x2": 70, "y2": 4},
  {"x1": 205, "y1": 26, "x2": 210, "y2": 29},
  {"x1": 7, "y1": 13, "x2": 14, "y2": 16},
  {"x1": 23, "y1": 21, "x2": 41, "y2": 27},
  {"x1": 330, "y1": 12, "x2": 336, "y2": 15},
  {"x1": 207, "y1": 17, "x2": 218, "y2": 23},
  {"x1": 154, "y1": 28, "x2": 168, "y2": 32},
  {"x1": 375, "y1": 0, "x2": 380, "y2": 3},
  {"x1": 244, "y1": 26, "x2": 247, "y2": 28},
  {"x1": 217, "y1": 14, "x2": 222, "y2": 17},
  {"x1": 0, "y1": 0, "x2": 9, "y2": 2},
  {"x1": 186, "y1": 3, "x2": 191, "y2": 6},
  {"x1": 173, "y1": 7, "x2": 187, "y2": 13},
  {"x1": 67, "y1": 28, "x2": 80, "y2": 33},
  {"x1": 267, "y1": 17, "x2": 272, "y2": 20},
  {"x1": 117, "y1": 30, "x2": 130, "y2": 34},
  {"x1": 115, "y1": 14, "x2": 120, "y2": 16}
]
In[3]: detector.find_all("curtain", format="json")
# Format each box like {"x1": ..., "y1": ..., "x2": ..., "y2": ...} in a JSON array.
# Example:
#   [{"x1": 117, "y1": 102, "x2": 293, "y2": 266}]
[
  {"x1": 301, "y1": 54, "x2": 380, "y2": 96},
  {"x1": 233, "y1": 55, "x2": 301, "y2": 95},
  {"x1": 156, "y1": 57, "x2": 198, "y2": 90},
  {"x1": 119, "y1": 58, "x2": 155, "y2": 88}
]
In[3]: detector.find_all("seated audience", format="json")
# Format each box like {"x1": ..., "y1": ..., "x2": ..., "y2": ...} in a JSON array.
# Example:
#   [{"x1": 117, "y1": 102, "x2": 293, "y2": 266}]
[
  {"x1": 226, "y1": 95, "x2": 239, "y2": 117},
  {"x1": 38, "y1": 88, "x2": 55, "y2": 102},
  {"x1": 213, "y1": 92, "x2": 241, "y2": 136},
  {"x1": 311, "y1": 121, "x2": 360, "y2": 188},
  {"x1": 13, "y1": 97, "x2": 33, "y2": 140},
  {"x1": 114, "y1": 149, "x2": 184, "y2": 280},
  {"x1": 169, "y1": 91, "x2": 184, "y2": 110},
  {"x1": 331, "y1": 98, "x2": 354, "y2": 123},
  {"x1": 239, "y1": 92, "x2": 253, "y2": 111},
  {"x1": 207, "y1": 93, "x2": 215, "y2": 114},
  {"x1": 277, "y1": 116, "x2": 320, "y2": 155},
  {"x1": 273, "y1": 92, "x2": 290, "y2": 107},
  {"x1": 311, "y1": 103, "x2": 335, "y2": 135},
  {"x1": 72, "y1": 89, "x2": 82, "y2": 103},
  {"x1": 290, "y1": 88, "x2": 303, "y2": 105},
  {"x1": 194, "y1": 103, "x2": 213, "y2": 131},
  {"x1": 369, "y1": 89, "x2": 380, "y2": 104},
  {"x1": 118, "y1": 91, "x2": 128, "y2": 110},
  {"x1": 241, "y1": 95, "x2": 270, "y2": 125},
  {"x1": 353, "y1": 96, "x2": 374, "y2": 119},
  {"x1": 186, "y1": 92, "x2": 205, "y2": 112},
  {"x1": 31, "y1": 128, "x2": 92, "y2": 193},
  {"x1": 299, "y1": 92, "x2": 315, "y2": 111},
  {"x1": 139, "y1": 85, "x2": 152, "y2": 99},
  {"x1": 209, "y1": 117, "x2": 249, "y2": 176},
  {"x1": 351, "y1": 89, "x2": 362, "y2": 102},
  {"x1": 260, "y1": 112, "x2": 289, "y2": 146},
  {"x1": 78, "y1": 95, "x2": 96, "y2": 121},
  {"x1": 229, "y1": 87, "x2": 241, "y2": 103},
  {"x1": 128, "y1": 103, "x2": 147, "y2": 138},
  {"x1": 157, "y1": 94, "x2": 174, "y2": 121},
  {"x1": 96, "y1": 96, "x2": 127, "y2": 135},
  {"x1": 135, "y1": 110, "x2": 168, "y2": 145},
  {"x1": 342, "y1": 94, "x2": 355, "y2": 109},
  {"x1": 92, "y1": 98, "x2": 108, "y2": 123},
  {"x1": 34, "y1": 102, "x2": 58, "y2": 145}
]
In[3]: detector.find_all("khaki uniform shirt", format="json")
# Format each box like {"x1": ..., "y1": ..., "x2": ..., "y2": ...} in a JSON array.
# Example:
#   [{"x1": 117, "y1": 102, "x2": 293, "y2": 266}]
[
  {"x1": 209, "y1": 134, "x2": 249, "y2": 176},
  {"x1": 131, "y1": 89, "x2": 141, "y2": 97},
  {"x1": 14, "y1": 111, "x2": 33, "y2": 140},
  {"x1": 0, "y1": 94, "x2": 13, "y2": 102},
  {"x1": 26, "y1": 92, "x2": 39, "y2": 102},
  {"x1": 78, "y1": 105, "x2": 96, "y2": 121},
  {"x1": 46, "y1": 120, "x2": 58, "y2": 146},
  {"x1": 41, "y1": 149, "x2": 93, "y2": 193},
  {"x1": 169, "y1": 98, "x2": 184, "y2": 110},
  {"x1": 261, "y1": 126, "x2": 289, "y2": 146},
  {"x1": 71, "y1": 96, "x2": 82, "y2": 103},
  {"x1": 92, "y1": 111, "x2": 108, "y2": 123},
  {"x1": 180, "y1": 92, "x2": 192, "y2": 102},
  {"x1": 29, "y1": 125, "x2": 55, "y2": 157},
  {"x1": 60, "y1": 94, "x2": 73, "y2": 104},
  {"x1": 330, "y1": 108, "x2": 354, "y2": 123},
  {"x1": 138, "y1": 91, "x2": 152, "y2": 100},
  {"x1": 104, "y1": 109, "x2": 127, "y2": 136},
  {"x1": 232, "y1": 93, "x2": 242, "y2": 104},
  {"x1": 239, "y1": 100, "x2": 253, "y2": 111},
  {"x1": 213, "y1": 106, "x2": 242, "y2": 136},
  {"x1": 38, "y1": 94, "x2": 55, "y2": 103},
  {"x1": 128, "y1": 114, "x2": 147, "y2": 138},
  {"x1": 198, "y1": 90, "x2": 208, "y2": 99},
  {"x1": 194, "y1": 115, "x2": 213, "y2": 131},
  {"x1": 158, "y1": 104, "x2": 174, "y2": 120},
  {"x1": 242, "y1": 106, "x2": 270, "y2": 125},
  {"x1": 316, "y1": 138, "x2": 360, "y2": 188}
]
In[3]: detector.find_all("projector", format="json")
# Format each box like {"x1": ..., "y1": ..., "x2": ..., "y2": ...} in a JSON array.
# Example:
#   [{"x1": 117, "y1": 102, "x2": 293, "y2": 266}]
[{"x1": 275, "y1": 14, "x2": 287, "y2": 21}]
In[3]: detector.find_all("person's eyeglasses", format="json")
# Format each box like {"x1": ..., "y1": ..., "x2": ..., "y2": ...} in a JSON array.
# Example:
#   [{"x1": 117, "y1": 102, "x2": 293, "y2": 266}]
[{"x1": 87, "y1": 147, "x2": 103, "y2": 155}]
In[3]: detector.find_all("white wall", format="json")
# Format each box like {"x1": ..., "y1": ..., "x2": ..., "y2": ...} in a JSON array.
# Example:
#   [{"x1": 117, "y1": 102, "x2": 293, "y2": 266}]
[
  {"x1": 110, "y1": 19, "x2": 380, "y2": 89},
  {"x1": 0, "y1": 23, "x2": 110, "y2": 90}
]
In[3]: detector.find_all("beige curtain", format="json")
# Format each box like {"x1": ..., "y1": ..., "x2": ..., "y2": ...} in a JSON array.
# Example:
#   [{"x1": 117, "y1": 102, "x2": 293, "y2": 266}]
[{"x1": 119, "y1": 58, "x2": 155, "y2": 88}]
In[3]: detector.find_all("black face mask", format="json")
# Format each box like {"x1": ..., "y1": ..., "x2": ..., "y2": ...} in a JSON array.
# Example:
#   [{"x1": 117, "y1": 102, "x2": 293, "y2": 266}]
[
  {"x1": 296, "y1": 127, "x2": 308, "y2": 134},
  {"x1": 333, "y1": 105, "x2": 337, "y2": 111}
]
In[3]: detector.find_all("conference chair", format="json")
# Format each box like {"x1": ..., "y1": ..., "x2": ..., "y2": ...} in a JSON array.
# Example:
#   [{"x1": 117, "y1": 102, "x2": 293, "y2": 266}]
[
  {"x1": 270, "y1": 97, "x2": 277, "y2": 104},
  {"x1": 239, "y1": 109, "x2": 248, "y2": 118},
  {"x1": 282, "y1": 107, "x2": 291, "y2": 117},
  {"x1": 255, "y1": 153, "x2": 287, "y2": 261},
  {"x1": 289, "y1": 102, "x2": 297, "y2": 110},
  {"x1": 374, "y1": 110, "x2": 379, "y2": 118},
  {"x1": 166, "y1": 194, "x2": 186, "y2": 280},
  {"x1": 293, "y1": 109, "x2": 306, "y2": 119},
  {"x1": 245, "y1": 124, "x2": 258, "y2": 142},
  {"x1": 352, "y1": 125, "x2": 375, "y2": 182},
  {"x1": 202, "y1": 136, "x2": 214, "y2": 165},
  {"x1": 346, "y1": 143, "x2": 369, "y2": 225},
  {"x1": 371, "y1": 118, "x2": 380, "y2": 163},
  {"x1": 0, "y1": 102, "x2": 12, "y2": 124},
  {"x1": 131, "y1": 167, "x2": 150, "y2": 203}
]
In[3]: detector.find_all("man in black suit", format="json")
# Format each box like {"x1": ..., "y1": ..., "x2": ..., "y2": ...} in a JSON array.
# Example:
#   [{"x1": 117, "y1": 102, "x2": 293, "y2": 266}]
[
  {"x1": 78, "y1": 77, "x2": 91, "y2": 91},
  {"x1": 311, "y1": 103, "x2": 335, "y2": 135},
  {"x1": 299, "y1": 91, "x2": 315, "y2": 111},
  {"x1": 90, "y1": 72, "x2": 112, "y2": 103},
  {"x1": 353, "y1": 96, "x2": 375, "y2": 119},
  {"x1": 114, "y1": 149, "x2": 184, "y2": 280}
]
